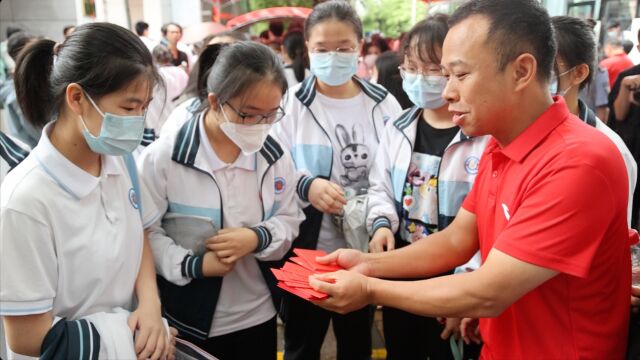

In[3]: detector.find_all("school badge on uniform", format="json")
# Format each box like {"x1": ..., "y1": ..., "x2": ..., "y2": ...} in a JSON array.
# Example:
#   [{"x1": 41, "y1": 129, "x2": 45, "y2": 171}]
[
  {"x1": 274, "y1": 177, "x2": 286, "y2": 194},
  {"x1": 464, "y1": 156, "x2": 480, "y2": 175},
  {"x1": 129, "y1": 188, "x2": 140, "y2": 209}
]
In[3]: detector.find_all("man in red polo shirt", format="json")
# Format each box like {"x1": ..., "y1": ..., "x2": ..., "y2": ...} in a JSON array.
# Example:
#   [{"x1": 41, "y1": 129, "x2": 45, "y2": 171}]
[
  {"x1": 601, "y1": 38, "x2": 634, "y2": 88},
  {"x1": 306, "y1": 0, "x2": 632, "y2": 358}
]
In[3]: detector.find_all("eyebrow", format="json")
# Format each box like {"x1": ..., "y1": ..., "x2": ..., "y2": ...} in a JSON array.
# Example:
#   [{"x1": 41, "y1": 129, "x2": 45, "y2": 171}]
[
  {"x1": 444, "y1": 60, "x2": 468, "y2": 68},
  {"x1": 315, "y1": 40, "x2": 354, "y2": 46},
  {"x1": 241, "y1": 105, "x2": 281, "y2": 112},
  {"x1": 124, "y1": 97, "x2": 147, "y2": 105}
]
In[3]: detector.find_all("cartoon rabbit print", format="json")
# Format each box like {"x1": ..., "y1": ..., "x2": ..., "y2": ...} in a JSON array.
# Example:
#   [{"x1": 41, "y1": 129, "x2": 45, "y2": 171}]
[{"x1": 335, "y1": 123, "x2": 370, "y2": 193}]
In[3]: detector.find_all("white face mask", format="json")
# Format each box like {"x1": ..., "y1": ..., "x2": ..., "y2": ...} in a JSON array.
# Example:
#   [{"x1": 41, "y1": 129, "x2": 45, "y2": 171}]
[{"x1": 219, "y1": 105, "x2": 272, "y2": 155}]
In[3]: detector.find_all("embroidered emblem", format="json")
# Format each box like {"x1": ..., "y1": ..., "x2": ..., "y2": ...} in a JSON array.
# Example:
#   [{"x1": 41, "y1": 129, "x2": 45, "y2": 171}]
[{"x1": 464, "y1": 156, "x2": 480, "y2": 174}]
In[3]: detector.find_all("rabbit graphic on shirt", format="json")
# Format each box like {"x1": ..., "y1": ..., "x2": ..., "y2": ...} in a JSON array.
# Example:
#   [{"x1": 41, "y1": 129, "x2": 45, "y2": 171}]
[{"x1": 335, "y1": 124, "x2": 370, "y2": 193}]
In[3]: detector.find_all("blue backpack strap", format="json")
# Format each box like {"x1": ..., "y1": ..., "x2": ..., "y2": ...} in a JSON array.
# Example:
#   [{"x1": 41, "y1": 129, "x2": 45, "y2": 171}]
[{"x1": 123, "y1": 153, "x2": 143, "y2": 218}]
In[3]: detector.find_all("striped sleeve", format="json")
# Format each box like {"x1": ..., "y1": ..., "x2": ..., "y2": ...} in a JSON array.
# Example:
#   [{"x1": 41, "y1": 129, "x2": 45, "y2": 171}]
[
  {"x1": 296, "y1": 175, "x2": 315, "y2": 202},
  {"x1": 250, "y1": 225, "x2": 273, "y2": 253},
  {"x1": 40, "y1": 318, "x2": 101, "y2": 360},
  {"x1": 181, "y1": 254, "x2": 205, "y2": 279}
]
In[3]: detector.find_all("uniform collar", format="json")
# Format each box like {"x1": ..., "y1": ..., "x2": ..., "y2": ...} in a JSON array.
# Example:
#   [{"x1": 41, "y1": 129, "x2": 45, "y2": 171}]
[
  {"x1": 500, "y1": 96, "x2": 571, "y2": 163},
  {"x1": 294, "y1": 75, "x2": 389, "y2": 108},
  {"x1": 33, "y1": 122, "x2": 121, "y2": 200},
  {"x1": 172, "y1": 111, "x2": 284, "y2": 171},
  {"x1": 198, "y1": 115, "x2": 255, "y2": 172},
  {"x1": 577, "y1": 98, "x2": 597, "y2": 126}
]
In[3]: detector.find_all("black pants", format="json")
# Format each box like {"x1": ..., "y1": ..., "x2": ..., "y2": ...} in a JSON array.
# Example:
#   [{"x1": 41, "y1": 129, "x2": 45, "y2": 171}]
[
  {"x1": 628, "y1": 310, "x2": 640, "y2": 360},
  {"x1": 190, "y1": 316, "x2": 277, "y2": 360},
  {"x1": 281, "y1": 292, "x2": 373, "y2": 360},
  {"x1": 383, "y1": 307, "x2": 481, "y2": 360}
]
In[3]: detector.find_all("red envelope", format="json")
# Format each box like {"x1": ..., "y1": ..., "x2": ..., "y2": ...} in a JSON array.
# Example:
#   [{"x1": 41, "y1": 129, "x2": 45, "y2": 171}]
[
  {"x1": 290, "y1": 256, "x2": 314, "y2": 271},
  {"x1": 283, "y1": 280, "x2": 312, "y2": 289},
  {"x1": 278, "y1": 282, "x2": 328, "y2": 300},
  {"x1": 293, "y1": 248, "x2": 342, "y2": 272},
  {"x1": 282, "y1": 261, "x2": 314, "y2": 277}
]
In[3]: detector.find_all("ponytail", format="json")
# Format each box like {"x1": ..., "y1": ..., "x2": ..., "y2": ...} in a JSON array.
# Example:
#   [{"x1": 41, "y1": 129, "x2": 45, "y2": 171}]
[
  {"x1": 283, "y1": 31, "x2": 308, "y2": 83},
  {"x1": 15, "y1": 23, "x2": 158, "y2": 130},
  {"x1": 14, "y1": 38, "x2": 56, "y2": 128}
]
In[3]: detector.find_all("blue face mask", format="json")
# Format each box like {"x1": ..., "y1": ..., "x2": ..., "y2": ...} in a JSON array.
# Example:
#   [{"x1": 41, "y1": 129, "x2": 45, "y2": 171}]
[
  {"x1": 402, "y1": 73, "x2": 447, "y2": 109},
  {"x1": 310, "y1": 52, "x2": 358, "y2": 86},
  {"x1": 81, "y1": 94, "x2": 145, "y2": 156}
]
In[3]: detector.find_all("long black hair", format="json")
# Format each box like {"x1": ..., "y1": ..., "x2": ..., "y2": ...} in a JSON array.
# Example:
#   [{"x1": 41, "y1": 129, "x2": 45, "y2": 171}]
[
  {"x1": 283, "y1": 31, "x2": 308, "y2": 82},
  {"x1": 14, "y1": 22, "x2": 160, "y2": 128}
]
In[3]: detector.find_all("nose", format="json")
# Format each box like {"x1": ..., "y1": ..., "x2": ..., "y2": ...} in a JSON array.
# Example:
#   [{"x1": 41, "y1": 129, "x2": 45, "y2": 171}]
[{"x1": 442, "y1": 77, "x2": 458, "y2": 104}]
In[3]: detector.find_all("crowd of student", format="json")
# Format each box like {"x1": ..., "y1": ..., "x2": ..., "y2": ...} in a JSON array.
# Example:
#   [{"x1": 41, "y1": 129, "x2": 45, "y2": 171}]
[{"x1": 0, "y1": 0, "x2": 639, "y2": 359}]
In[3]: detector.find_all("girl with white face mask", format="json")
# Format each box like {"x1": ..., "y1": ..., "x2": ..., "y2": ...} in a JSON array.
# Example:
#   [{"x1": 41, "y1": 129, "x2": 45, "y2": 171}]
[
  {"x1": 271, "y1": 1, "x2": 402, "y2": 359},
  {"x1": 1, "y1": 23, "x2": 173, "y2": 360},
  {"x1": 137, "y1": 41, "x2": 304, "y2": 360},
  {"x1": 365, "y1": 14, "x2": 489, "y2": 360}
]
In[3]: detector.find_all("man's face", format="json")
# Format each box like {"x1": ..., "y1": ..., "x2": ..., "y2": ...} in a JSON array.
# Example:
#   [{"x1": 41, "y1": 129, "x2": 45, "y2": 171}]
[
  {"x1": 441, "y1": 15, "x2": 513, "y2": 137},
  {"x1": 166, "y1": 24, "x2": 181, "y2": 44}
]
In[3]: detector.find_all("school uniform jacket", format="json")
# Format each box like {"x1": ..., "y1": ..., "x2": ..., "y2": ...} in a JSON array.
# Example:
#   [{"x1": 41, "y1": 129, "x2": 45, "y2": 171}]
[
  {"x1": 367, "y1": 106, "x2": 489, "y2": 249},
  {"x1": 138, "y1": 112, "x2": 303, "y2": 340},
  {"x1": 272, "y1": 75, "x2": 402, "y2": 250}
]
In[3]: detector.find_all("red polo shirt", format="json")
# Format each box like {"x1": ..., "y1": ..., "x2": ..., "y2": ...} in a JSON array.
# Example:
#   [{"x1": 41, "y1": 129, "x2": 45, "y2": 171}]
[
  {"x1": 463, "y1": 97, "x2": 631, "y2": 359},
  {"x1": 600, "y1": 53, "x2": 634, "y2": 88}
]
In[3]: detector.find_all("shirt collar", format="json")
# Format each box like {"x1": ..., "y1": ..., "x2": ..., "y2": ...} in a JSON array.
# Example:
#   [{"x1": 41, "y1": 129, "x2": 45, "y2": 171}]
[
  {"x1": 198, "y1": 115, "x2": 256, "y2": 172},
  {"x1": 33, "y1": 122, "x2": 121, "y2": 199},
  {"x1": 500, "y1": 96, "x2": 571, "y2": 163}
]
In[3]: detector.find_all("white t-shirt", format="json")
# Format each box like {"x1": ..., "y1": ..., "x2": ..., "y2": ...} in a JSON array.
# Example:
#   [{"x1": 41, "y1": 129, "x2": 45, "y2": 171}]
[
  {"x1": 315, "y1": 91, "x2": 378, "y2": 253},
  {"x1": 0, "y1": 122, "x2": 160, "y2": 321},
  {"x1": 198, "y1": 122, "x2": 275, "y2": 337}
]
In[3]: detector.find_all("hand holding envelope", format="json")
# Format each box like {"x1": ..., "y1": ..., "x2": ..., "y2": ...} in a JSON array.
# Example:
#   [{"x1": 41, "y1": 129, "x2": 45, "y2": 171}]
[
  {"x1": 271, "y1": 248, "x2": 342, "y2": 301},
  {"x1": 273, "y1": 248, "x2": 376, "y2": 314}
]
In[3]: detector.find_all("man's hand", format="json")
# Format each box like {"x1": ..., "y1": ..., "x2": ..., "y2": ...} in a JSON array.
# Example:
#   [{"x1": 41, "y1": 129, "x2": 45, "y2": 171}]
[
  {"x1": 308, "y1": 178, "x2": 347, "y2": 215},
  {"x1": 308, "y1": 270, "x2": 372, "y2": 314},
  {"x1": 369, "y1": 227, "x2": 395, "y2": 253},
  {"x1": 206, "y1": 227, "x2": 258, "y2": 264},
  {"x1": 315, "y1": 249, "x2": 371, "y2": 276}
]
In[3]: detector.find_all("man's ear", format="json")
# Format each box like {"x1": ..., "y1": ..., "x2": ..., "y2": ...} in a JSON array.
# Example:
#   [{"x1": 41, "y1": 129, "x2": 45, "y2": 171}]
[{"x1": 512, "y1": 53, "x2": 537, "y2": 92}]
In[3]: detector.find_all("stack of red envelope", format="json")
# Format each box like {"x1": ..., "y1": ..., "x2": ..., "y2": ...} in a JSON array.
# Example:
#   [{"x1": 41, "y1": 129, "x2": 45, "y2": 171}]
[{"x1": 271, "y1": 248, "x2": 342, "y2": 301}]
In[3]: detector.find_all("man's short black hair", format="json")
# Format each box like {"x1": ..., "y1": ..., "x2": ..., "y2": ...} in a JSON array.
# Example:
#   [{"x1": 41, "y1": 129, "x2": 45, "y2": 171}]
[
  {"x1": 551, "y1": 16, "x2": 596, "y2": 90},
  {"x1": 449, "y1": 0, "x2": 556, "y2": 82},
  {"x1": 269, "y1": 21, "x2": 284, "y2": 37},
  {"x1": 135, "y1": 21, "x2": 149, "y2": 36},
  {"x1": 161, "y1": 22, "x2": 182, "y2": 36}
]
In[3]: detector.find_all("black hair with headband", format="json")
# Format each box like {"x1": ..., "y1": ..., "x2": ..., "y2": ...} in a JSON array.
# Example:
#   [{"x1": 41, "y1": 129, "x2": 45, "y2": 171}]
[{"x1": 14, "y1": 22, "x2": 160, "y2": 128}]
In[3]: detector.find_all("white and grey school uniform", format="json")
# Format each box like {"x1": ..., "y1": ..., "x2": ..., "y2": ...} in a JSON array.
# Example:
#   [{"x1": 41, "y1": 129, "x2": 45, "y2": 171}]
[
  {"x1": 0, "y1": 122, "x2": 160, "y2": 359},
  {"x1": 272, "y1": 75, "x2": 401, "y2": 360},
  {"x1": 138, "y1": 111, "x2": 303, "y2": 341},
  {"x1": 0, "y1": 131, "x2": 29, "y2": 184},
  {"x1": 367, "y1": 106, "x2": 489, "y2": 243},
  {"x1": 366, "y1": 106, "x2": 488, "y2": 359},
  {"x1": 578, "y1": 99, "x2": 637, "y2": 226},
  {"x1": 0, "y1": 131, "x2": 29, "y2": 360},
  {"x1": 273, "y1": 75, "x2": 402, "y2": 252}
]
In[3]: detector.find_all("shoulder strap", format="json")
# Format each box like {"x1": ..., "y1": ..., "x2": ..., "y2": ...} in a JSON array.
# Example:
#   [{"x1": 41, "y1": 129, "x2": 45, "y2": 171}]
[{"x1": 123, "y1": 153, "x2": 143, "y2": 219}]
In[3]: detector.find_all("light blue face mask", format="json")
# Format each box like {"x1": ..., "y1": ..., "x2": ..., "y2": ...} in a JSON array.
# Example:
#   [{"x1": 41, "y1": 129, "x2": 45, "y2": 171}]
[
  {"x1": 81, "y1": 94, "x2": 145, "y2": 156},
  {"x1": 402, "y1": 72, "x2": 447, "y2": 109},
  {"x1": 310, "y1": 52, "x2": 358, "y2": 86}
]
